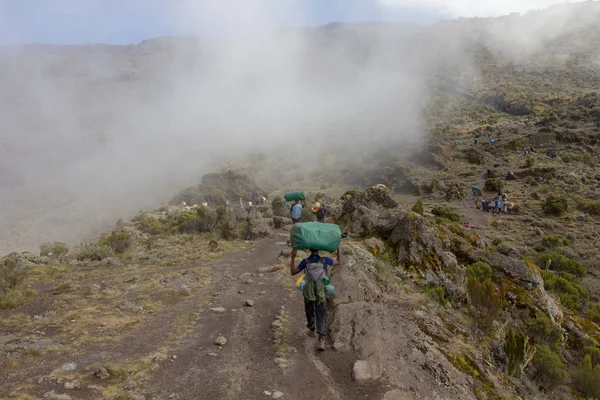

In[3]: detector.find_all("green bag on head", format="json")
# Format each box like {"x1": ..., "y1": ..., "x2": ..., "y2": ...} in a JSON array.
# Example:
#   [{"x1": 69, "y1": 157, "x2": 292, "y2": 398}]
[
  {"x1": 285, "y1": 191, "x2": 305, "y2": 202},
  {"x1": 291, "y1": 222, "x2": 342, "y2": 253}
]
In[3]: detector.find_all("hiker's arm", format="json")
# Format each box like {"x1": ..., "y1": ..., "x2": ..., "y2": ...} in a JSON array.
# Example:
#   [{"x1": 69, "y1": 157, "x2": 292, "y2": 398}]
[
  {"x1": 333, "y1": 248, "x2": 341, "y2": 265},
  {"x1": 290, "y1": 250, "x2": 302, "y2": 275}
]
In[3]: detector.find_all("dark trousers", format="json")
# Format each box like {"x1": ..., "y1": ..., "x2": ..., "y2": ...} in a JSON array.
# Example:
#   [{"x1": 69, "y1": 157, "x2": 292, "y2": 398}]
[
  {"x1": 292, "y1": 218, "x2": 299, "y2": 224},
  {"x1": 304, "y1": 297, "x2": 327, "y2": 338}
]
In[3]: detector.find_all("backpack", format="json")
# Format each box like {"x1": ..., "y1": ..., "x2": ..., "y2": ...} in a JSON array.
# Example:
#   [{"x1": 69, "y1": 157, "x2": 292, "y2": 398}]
[
  {"x1": 304, "y1": 257, "x2": 327, "y2": 282},
  {"x1": 316, "y1": 206, "x2": 326, "y2": 219}
]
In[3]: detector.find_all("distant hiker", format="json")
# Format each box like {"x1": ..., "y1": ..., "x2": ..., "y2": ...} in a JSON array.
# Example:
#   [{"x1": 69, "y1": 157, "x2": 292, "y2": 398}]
[
  {"x1": 228, "y1": 169, "x2": 233, "y2": 177},
  {"x1": 472, "y1": 185, "x2": 479, "y2": 200},
  {"x1": 481, "y1": 199, "x2": 487, "y2": 212},
  {"x1": 226, "y1": 200, "x2": 230, "y2": 208},
  {"x1": 474, "y1": 137, "x2": 479, "y2": 145},
  {"x1": 248, "y1": 201, "x2": 253, "y2": 209},
  {"x1": 290, "y1": 248, "x2": 341, "y2": 351},
  {"x1": 239, "y1": 197, "x2": 243, "y2": 208},
  {"x1": 291, "y1": 200, "x2": 303, "y2": 224},
  {"x1": 312, "y1": 202, "x2": 326, "y2": 222},
  {"x1": 490, "y1": 139, "x2": 495, "y2": 145},
  {"x1": 530, "y1": 145, "x2": 536, "y2": 153}
]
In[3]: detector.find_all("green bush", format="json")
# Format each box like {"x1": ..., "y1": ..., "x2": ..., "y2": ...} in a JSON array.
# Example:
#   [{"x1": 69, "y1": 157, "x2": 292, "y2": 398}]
[
  {"x1": 74, "y1": 243, "x2": 115, "y2": 262},
  {"x1": 505, "y1": 328, "x2": 536, "y2": 378},
  {"x1": 256, "y1": 204, "x2": 273, "y2": 218},
  {"x1": 541, "y1": 270, "x2": 588, "y2": 311},
  {"x1": 39, "y1": 242, "x2": 69, "y2": 258},
  {"x1": 411, "y1": 199, "x2": 424, "y2": 216},
  {"x1": 524, "y1": 157, "x2": 535, "y2": 169},
  {"x1": 172, "y1": 210, "x2": 201, "y2": 233},
  {"x1": 537, "y1": 251, "x2": 585, "y2": 277},
  {"x1": 196, "y1": 207, "x2": 219, "y2": 232},
  {"x1": 531, "y1": 345, "x2": 567, "y2": 391},
  {"x1": 573, "y1": 352, "x2": 600, "y2": 399},
  {"x1": 540, "y1": 236, "x2": 570, "y2": 248},
  {"x1": 0, "y1": 257, "x2": 25, "y2": 293},
  {"x1": 423, "y1": 286, "x2": 448, "y2": 306},
  {"x1": 99, "y1": 230, "x2": 131, "y2": 254},
  {"x1": 484, "y1": 178, "x2": 503, "y2": 192},
  {"x1": 466, "y1": 261, "x2": 493, "y2": 281},
  {"x1": 431, "y1": 206, "x2": 461, "y2": 222},
  {"x1": 542, "y1": 195, "x2": 569, "y2": 216},
  {"x1": 467, "y1": 275, "x2": 503, "y2": 333},
  {"x1": 578, "y1": 201, "x2": 600, "y2": 216},
  {"x1": 136, "y1": 214, "x2": 168, "y2": 235},
  {"x1": 271, "y1": 197, "x2": 288, "y2": 217},
  {"x1": 528, "y1": 312, "x2": 564, "y2": 351},
  {"x1": 586, "y1": 302, "x2": 600, "y2": 324}
]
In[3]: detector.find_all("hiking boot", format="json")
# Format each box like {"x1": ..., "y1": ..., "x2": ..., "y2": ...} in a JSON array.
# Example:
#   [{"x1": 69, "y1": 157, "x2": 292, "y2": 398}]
[
  {"x1": 317, "y1": 339, "x2": 325, "y2": 352},
  {"x1": 307, "y1": 329, "x2": 316, "y2": 338}
]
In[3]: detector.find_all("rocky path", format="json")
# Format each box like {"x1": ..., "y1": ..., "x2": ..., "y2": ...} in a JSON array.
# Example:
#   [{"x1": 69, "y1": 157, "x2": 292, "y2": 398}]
[
  {"x1": 2, "y1": 233, "x2": 385, "y2": 400},
  {"x1": 143, "y1": 234, "x2": 376, "y2": 400}
]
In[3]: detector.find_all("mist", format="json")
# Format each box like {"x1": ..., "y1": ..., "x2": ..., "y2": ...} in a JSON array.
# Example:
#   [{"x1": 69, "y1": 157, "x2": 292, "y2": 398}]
[{"x1": 0, "y1": 0, "x2": 598, "y2": 254}]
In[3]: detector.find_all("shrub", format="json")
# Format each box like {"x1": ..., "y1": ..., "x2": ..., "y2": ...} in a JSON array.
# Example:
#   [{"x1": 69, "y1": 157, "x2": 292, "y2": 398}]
[
  {"x1": 528, "y1": 312, "x2": 564, "y2": 351},
  {"x1": 256, "y1": 204, "x2": 273, "y2": 218},
  {"x1": 74, "y1": 243, "x2": 115, "y2": 262},
  {"x1": 505, "y1": 328, "x2": 536, "y2": 378},
  {"x1": 578, "y1": 201, "x2": 600, "y2": 216},
  {"x1": 271, "y1": 198, "x2": 288, "y2": 217},
  {"x1": 299, "y1": 205, "x2": 313, "y2": 222},
  {"x1": 136, "y1": 214, "x2": 168, "y2": 235},
  {"x1": 172, "y1": 210, "x2": 201, "y2": 233},
  {"x1": 411, "y1": 199, "x2": 424, "y2": 216},
  {"x1": 541, "y1": 270, "x2": 588, "y2": 311},
  {"x1": 540, "y1": 236, "x2": 570, "y2": 249},
  {"x1": 467, "y1": 275, "x2": 503, "y2": 333},
  {"x1": 586, "y1": 302, "x2": 600, "y2": 324},
  {"x1": 531, "y1": 345, "x2": 567, "y2": 391},
  {"x1": 424, "y1": 286, "x2": 448, "y2": 306},
  {"x1": 0, "y1": 257, "x2": 25, "y2": 293},
  {"x1": 466, "y1": 262, "x2": 493, "y2": 281},
  {"x1": 542, "y1": 195, "x2": 568, "y2": 216},
  {"x1": 537, "y1": 251, "x2": 585, "y2": 277},
  {"x1": 196, "y1": 206, "x2": 219, "y2": 232},
  {"x1": 99, "y1": 230, "x2": 131, "y2": 254},
  {"x1": 484, "y1": 178, "x2": 503, "y2": 192},
  {"x1": 573, "y1": 352, "x2": 600, "y2": 398},
  {"x1": 524, "y1": 157, "x2": 535, "y2": 169},
  {"x1": 39, "y1": 242, "x2": 69, "y2": 258},
  {"x1": 431, "y1": 206, "x2": 461, "y2": 222}
]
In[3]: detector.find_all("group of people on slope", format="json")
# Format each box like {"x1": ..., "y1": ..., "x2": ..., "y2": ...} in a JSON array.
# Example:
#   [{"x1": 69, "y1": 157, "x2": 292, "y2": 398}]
[{"x1": 290, "y1": 200, "x2": 327, "y2": 224}]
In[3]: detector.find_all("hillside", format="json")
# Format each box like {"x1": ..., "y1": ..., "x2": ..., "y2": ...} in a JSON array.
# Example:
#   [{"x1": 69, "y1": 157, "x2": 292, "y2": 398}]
[{"x1": 1, "y1": 2, "x2": 600, "y2": 399}]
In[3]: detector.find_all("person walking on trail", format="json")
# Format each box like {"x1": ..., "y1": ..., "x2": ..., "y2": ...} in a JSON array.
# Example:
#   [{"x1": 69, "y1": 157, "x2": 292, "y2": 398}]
[
  {"x1": 290, "y1": 248, "x2": 341, "y2": 351},
  {"x1": 472, "y1": 185, "x2": 479, "y2": 200},
  {"x1": 290, "y1": 200, "x2": 303, "y2": 224},
  {"x1": 312, "y1": 202, "x2": 326, "y2": 223}
]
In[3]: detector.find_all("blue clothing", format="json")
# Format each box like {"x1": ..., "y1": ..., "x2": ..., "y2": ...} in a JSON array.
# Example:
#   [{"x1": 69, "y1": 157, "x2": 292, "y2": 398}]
[
  {"x1": 291, "y1": 203, "x2": 303, "y2": 220},
  {"x1": 298, "y1": 254, "x2": 334, "y2": 272}
]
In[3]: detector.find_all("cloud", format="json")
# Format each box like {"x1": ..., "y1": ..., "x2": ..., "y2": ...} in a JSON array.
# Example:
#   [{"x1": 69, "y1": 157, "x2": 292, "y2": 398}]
[{"x1": 379, "y1": 0, "x2": 589, "y2": 18}]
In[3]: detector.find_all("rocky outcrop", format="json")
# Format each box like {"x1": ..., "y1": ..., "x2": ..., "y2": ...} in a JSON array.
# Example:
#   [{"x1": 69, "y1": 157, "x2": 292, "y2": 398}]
[
  {"x1": 338, "y1": 185, "x2": 453, "y2": 279},
  {"x1": 245, "y1": 208, "x2": 272, "y2": 240},
  {"x1": 329, "y1": 245, "x2": 518, "y2": 400},
  {"x1": 171, "y1": 171, "x2": 266, "y2": 207}
]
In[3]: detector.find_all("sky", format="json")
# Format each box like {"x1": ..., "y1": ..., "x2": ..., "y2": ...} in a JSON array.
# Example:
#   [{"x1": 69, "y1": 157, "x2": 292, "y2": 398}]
[{"x1": 0, "y1": 0, "x2": 589, "y2": 46}]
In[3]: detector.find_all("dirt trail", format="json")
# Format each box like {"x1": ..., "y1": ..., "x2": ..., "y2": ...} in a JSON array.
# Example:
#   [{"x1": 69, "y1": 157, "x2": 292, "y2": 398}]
[{"x1": 3, "y1": 233, "x2": 386, "y2": 399}]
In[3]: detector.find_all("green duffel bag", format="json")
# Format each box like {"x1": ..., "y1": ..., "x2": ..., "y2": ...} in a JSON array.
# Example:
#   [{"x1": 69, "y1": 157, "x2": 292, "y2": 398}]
[
  {"x1": 285, "y1": 191, "x2": 305, "y2": 202},
  {"x1": 290, "y1": 222, "x2": 342, "y2": 253}
]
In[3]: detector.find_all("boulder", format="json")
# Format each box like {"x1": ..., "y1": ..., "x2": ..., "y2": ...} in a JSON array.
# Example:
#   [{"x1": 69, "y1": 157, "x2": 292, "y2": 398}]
[
  {"x1": 245, "y1": 209, "x2": 272, "y2": 240},
  {"x1": 339, "y1": 186, "x2": 453, "y2": 278},
  {"x1": 364, "y1": 238, "x2": 385, "y2": 256},
  {"x1": 273, "y1": 216, "x2": 292, "y2": 229}
]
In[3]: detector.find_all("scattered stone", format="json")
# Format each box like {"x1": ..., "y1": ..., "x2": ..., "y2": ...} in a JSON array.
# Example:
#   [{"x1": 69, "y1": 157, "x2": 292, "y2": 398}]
[
  {"x1": 245, "y1": 300, "x2": 255, "y2": 307},
  {"x1": 123, "y1": 381, "x2": 137, "y2": 390},
  {"x1": 272, "y1": 391, "x2": 284, "y2": 399},
  {"x1": 172, "y1": 355, "x2": 177, "y2": 360},
  {"x1": 258, "y1": 265, "x2": 281, "y2": 273},
  {"x1": 576, "y1": 213, "x2": 590, "y2": 222},
  {"x1": 214, "y1": 336, "x2": 227, "y2": 346},
  {"x1": 87, "y1": 385, "x2": 105, "y2": 391},
  {"x1": 238, "y1": 290, "x2": 245, "y2": 294},
  {"x1": 208, "y1": 352, "x2": 218, "y2": 357},
  {"x1": 245, "y1": 279, "x2": 254, "y2": 284},
  {"x1": 43, "y1": 391, "x2": 72, "y2": 400},
  {"x1": 180, "y1": 285, "x2": 192, "y2": 296},
  {"x1": 352, "y1": 360, "x2": 374, "y2": 383},
  {"x1": 264, "y1": 391, "x2": 272, "y2": 396},
  {"x1": 62, "y1": 362, "x2": 77, "y2": 372},
  {"x1": 93, "y1": 367, "x2": 110, "y2": 380},
  {"x1": 152, "y1": 353, "x2": 168, "y2": 363},
  {"x1": 273, "y1": 358, "x2": 289, "y2": 368},
  {"x1": 210, "y1": 307, "x2": 226, "y2": 313},
  {"x1": 64, "y1": 380, "x2": 80, "y2": 390}
]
